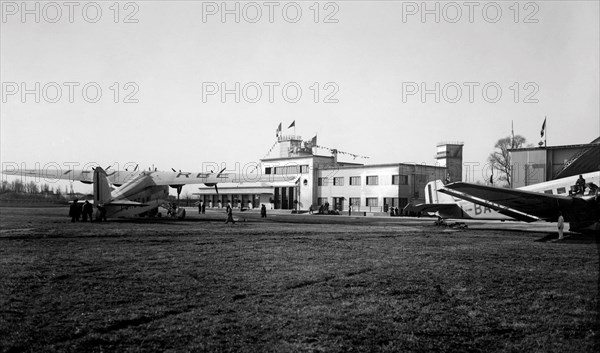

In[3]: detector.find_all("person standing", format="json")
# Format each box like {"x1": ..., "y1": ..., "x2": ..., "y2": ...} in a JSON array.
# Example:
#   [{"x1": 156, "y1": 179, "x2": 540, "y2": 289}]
[
  {"x1": 557, "y1": 212, "x2": 564, "y2": 240},
  {"x1": 82, "y1": 201, "x2": 93, "y2": 222},
  {"x1": 576, "y1": 175, "x2": 586, "y2": 195},
  {"x1": 348, "y1": 204, "x2": 352, "y2": 216},
  {"x1": 260, "y1": 204, "x2": 267, "y2": 218},
  {"x1": 97, "y1": 205, "x2": 107, "y2": 222},
  {"x1": 225, "y1": 205, "x2": 235, "y2": 224},
  {"x1": 69, "y1": 199, "x2": 80, "y2": 222}
]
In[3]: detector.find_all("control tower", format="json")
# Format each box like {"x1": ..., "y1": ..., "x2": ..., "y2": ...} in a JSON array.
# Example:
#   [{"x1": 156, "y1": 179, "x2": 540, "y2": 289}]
[
  {"x1": 436, "y1": 142, "x2": 464, "y2": 182},
  {"x1": 272, "y1": 135, "x2": 314, "y2": 158}
]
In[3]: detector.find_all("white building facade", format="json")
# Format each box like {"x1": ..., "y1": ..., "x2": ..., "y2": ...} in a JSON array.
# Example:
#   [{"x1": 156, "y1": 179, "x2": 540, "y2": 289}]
[{"x1": 197, "y1": 135, "x2": 452, "y2": 212}]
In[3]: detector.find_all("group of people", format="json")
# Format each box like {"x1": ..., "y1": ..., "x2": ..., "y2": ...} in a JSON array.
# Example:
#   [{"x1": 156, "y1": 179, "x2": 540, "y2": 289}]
[
  {"x1": 69, "y1": 199, "x2": 106, "y2": 222},
  {"x1": 308, "y1": 203, "x2": 331, "y2": 215},
  {"x1": 197, "y1": 201, "x2": 206, "y2": 214},
  {"x1": 388, "y1": 207, "x2": 401, "y2": 216},
  {"x1": 224, "y1": 204, "x2": 267, "y2": 224}
]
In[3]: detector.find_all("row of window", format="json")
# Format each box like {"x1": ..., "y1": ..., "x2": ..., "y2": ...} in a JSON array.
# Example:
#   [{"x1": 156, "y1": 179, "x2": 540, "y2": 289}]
[
  {"x1": 265, "y1": 165, "x2": 309, "y2": 175},
  {"x1": 318, "y1": 175, "x2": 410, "y2": 186},
  {"x1": 316, "y1": 197, "x2": 409, "y2": 207}
]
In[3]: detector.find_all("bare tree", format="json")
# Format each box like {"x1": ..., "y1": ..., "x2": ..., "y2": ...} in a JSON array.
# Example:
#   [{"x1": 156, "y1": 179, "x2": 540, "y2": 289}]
[
  {"x1": 26, "y1": 181, "x2": 39, "y2": 194},
  {"x1": 41, "y1": 183, "x2": 51, "y2": 196},
  {"x1": 1, "y1": 180, "x2": 9, "y2": 193},
  {"x1": 488, "y1": 135, "x2": 526, "y2": 187},
  {"x1": 11, "y1": 179, "x2": 24, "y2": 193}
]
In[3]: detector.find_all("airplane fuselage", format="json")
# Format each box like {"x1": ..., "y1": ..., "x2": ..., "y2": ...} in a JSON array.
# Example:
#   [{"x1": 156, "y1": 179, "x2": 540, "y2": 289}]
[{"x1": 105, "y1": 174, "x2": 170, "y2": 218}]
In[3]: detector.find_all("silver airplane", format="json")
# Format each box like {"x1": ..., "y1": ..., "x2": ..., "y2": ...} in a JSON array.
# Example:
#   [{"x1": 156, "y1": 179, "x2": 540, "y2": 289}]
[
  {"x1": 3, "y1": 166, "x2": 297, "y2": 219},
  {"x1": 408, "y1": 171, "x2": 599, "y2": 233}
]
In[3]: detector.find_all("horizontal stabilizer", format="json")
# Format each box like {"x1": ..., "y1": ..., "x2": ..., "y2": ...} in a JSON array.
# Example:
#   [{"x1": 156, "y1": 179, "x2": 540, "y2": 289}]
[{"x1": 106, "y1": 200, "x2": 147, "y2": 207}]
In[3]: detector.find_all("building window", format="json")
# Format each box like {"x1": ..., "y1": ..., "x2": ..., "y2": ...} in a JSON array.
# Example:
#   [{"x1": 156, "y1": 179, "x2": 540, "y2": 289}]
[
  {"x1": 349, "y1": 176, "x2": 361, "y2": 185},
  {"x1": 318, "y1": 177, "x2": 328, "y2": 186},
  {"x1": 398, "y1": 175, "x2": 408, "y2": 185},
  {"x1": 366, "y1": 176, "x2": 378, "y2": 185},
  {"x1": 273, "y1": 165, "x2": 305, "y2": 176},
  {"x1": 392, "y1": 175, "x2": 399, "y2": 185},
  {"x1": 349, "y1": 197, "x2": 360, "y2": 206},
  {"x1": 385, "y1": 197, "x2": 400, "y2": 207},
  {"x1": 317, "y1": 197, "x2": 327, "y2": 205},
  {"x1": 265, "y1": 167, "x2": 272, "y2": 175},
  {"x1": 366, "y1": 198, "x2": 378, "y2": 207},
  {"x1": 333, "y1": 177, "x2": 344, "y2": 186}
]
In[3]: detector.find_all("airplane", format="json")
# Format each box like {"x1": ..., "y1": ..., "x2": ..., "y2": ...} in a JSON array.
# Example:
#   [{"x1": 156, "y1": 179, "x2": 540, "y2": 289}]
[
  {"x1": 404, "y1": 180, "x2": 516, "y2": 222},
  {"x1": 2, "y1": 165, "x2": 298, "y2": 219},
  {"x1": 436, "y1": 171, "x2": 600, "y2": 233}
]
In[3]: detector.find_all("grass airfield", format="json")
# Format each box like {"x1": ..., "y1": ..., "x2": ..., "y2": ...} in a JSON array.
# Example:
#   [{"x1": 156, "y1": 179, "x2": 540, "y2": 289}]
[{"x1": 0, "y1": 206, "x2": 598, "y2": 352}]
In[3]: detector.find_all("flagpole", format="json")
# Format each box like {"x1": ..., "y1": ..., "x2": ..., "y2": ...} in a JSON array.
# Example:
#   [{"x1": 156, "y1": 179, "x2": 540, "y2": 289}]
[
  {"x1": 544, "y1": 115, "x2": 547, "y2": 147},
  {"x1": 511, "y1": 120, "x2": 514, "y2": 148}
]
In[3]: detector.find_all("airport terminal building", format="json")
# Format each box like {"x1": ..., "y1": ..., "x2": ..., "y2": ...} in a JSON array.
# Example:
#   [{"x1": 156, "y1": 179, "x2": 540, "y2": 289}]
[{"x1": 197, "y1": 135, "x2": 453, "y2": 212}]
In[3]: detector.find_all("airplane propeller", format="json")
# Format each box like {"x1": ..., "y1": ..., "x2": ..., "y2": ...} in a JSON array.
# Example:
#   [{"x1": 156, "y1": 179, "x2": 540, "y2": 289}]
[
  {"x1": 204, "y1": 167, "x2": 226, "y2": 194},
  {"x1": 176, "y1": 185, "x2": 183, "y2": 201}
]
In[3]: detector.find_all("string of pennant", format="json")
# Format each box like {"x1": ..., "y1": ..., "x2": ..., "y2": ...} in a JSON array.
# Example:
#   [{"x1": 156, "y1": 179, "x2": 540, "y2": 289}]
[
  {"x1": 313, "y1": 145, "x2": 370, "y2": 160},
  {"x1": 269, "y1": 122, "x2": 369, "y2": 160},
  {"x1": 263, "y1": 141, "x2": 279, "y2": 159}
]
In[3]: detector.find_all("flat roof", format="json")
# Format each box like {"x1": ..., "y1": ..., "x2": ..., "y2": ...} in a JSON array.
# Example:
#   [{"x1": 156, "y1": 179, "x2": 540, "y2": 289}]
[
  {"x1": 508, "y1": 142, "x2": 600, "y2": 152},
  {"x1": 320, "y1": 163, "x2": 446, "y2": 171},
  {"x1": 260, "y1": 155, "x2": 337, "y2": 162}
]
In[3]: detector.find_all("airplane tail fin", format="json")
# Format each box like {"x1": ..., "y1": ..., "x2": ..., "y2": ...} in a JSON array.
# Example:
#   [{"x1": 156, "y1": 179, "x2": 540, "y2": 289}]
[
  {"x1": 425, "y1": 180, "x2": 457, "y2": 204},
  {"x1": 93, "y1": 167, "x2": 112, "y2": 205}
]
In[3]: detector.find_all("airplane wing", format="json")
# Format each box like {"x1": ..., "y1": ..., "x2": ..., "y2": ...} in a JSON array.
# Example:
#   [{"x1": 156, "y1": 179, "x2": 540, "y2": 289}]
[
  {"x1": 148, "y1": 171, "x2": 299, "y2": 186},
  {"x1": 442, "y1": 182, "x2": 587, "y2": 222},
  {"x1": 2, "y1": 168, "x2": 298, "y2": 186},
  {"x1": 1, "y1": 168, "x2": 140, "y2": 185},
  {"x1": 1, "y1": 168, "x2": 228, "y2": 185}
]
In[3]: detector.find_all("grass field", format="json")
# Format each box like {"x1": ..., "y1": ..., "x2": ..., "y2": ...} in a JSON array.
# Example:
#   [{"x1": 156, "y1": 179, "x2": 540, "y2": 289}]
[{"x1": 1, "y1": 207, "x2": 598, "y2": 352}]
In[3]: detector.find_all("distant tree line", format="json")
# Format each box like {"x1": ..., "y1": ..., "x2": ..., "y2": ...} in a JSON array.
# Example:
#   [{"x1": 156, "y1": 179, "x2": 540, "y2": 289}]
[{"x1": 1, "y1": 179, "x2": 69, "y2": 200}]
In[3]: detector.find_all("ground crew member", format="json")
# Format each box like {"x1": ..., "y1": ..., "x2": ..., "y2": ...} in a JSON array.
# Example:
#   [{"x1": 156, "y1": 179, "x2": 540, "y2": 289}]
[
  {"x1": 225, "y1": 205, "x2": 235, "y2": 224},
  {"x1": 82, "y1": 201, "x2": 93, "y2": 222},
  {"x1": 69, "y1": 199, "x2": 80, "y2": 222},
  {"x1": 576, "y1": 175, "x2": 586, "y2": 194},
  {"x1": 557, "y1": 212, "x2": 564, "y2": 240}
]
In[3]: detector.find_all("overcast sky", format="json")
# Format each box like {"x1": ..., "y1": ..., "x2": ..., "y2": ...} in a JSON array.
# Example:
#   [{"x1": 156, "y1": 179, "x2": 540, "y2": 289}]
[{"x1": 1, "y1": 0, "x2": 598, "y2": 192}]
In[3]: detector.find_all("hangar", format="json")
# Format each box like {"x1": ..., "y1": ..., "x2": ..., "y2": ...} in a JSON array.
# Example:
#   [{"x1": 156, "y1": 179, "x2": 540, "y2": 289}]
[
  {"x1": 197, "y1": 135, "x2": 455, "y2": 212},
  {"x1": 509, "y1": 137, "x2": 600, "y2": 188}
]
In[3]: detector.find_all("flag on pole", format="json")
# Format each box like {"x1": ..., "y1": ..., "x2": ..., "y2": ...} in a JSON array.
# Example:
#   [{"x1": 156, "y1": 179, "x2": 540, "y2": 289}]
[
  {"x1": 288, "y1": 120, "x2": 295, "y2": 129},
  {"x1": 511, "y1": 120, "x2": 515, "y2": 148},
  {"x1": 540, "y1": 117, "x2": 546, "y2": 138},
  {"x1": 275, "y1": 123, "x2": 282, "y2": 137}
]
